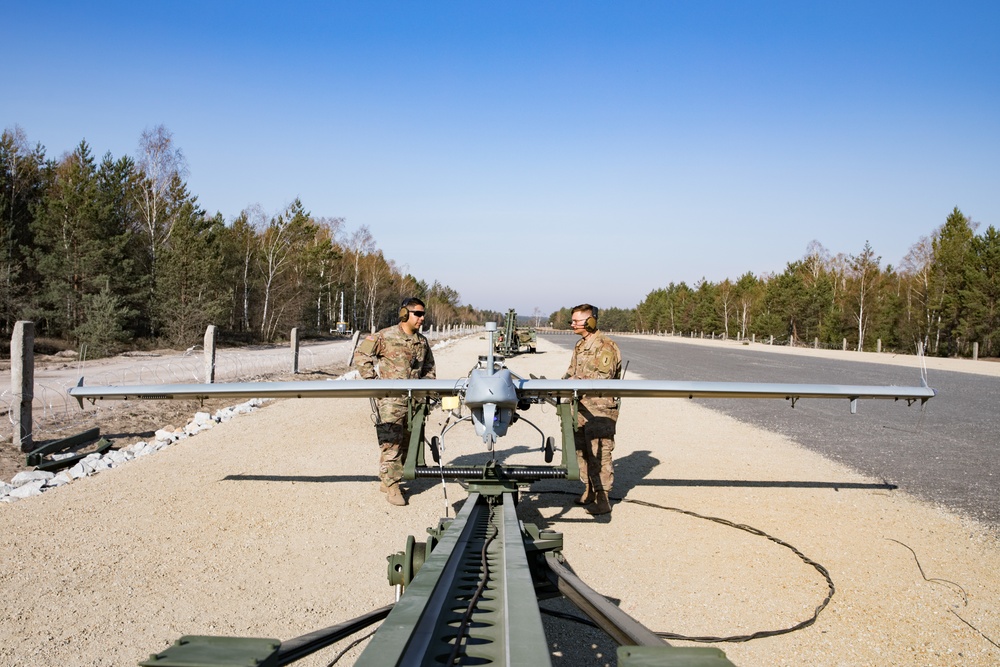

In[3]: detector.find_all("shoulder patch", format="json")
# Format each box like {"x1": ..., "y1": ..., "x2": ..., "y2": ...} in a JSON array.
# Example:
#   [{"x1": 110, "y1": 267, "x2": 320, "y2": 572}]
[
  {"x1": 357, "y1": 337, "x2": 376, "y2": 355},
  {"x1": 597, "y1": 350, "x2": 614, "y2": 373}
]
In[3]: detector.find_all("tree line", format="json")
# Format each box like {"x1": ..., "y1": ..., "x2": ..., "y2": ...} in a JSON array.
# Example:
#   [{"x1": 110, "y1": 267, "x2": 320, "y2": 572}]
[
  {"x1": 1, "y1": 125, "x2": 495, "y2": 356},
  {"x1": 549, "y1": 208, "x2": 999, "y2": 358},
  {"x1": 6, "y1": 124, "x2": 995, "y2": 360}
]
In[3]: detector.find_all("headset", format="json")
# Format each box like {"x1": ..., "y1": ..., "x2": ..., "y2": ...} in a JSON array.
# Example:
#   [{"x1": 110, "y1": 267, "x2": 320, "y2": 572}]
[
  {"x1": 398, "y1": 298, "x2": 426, "y2": 323},
  {"x1": 571, "y1": 304, "x2": 599, "y2": 332}
]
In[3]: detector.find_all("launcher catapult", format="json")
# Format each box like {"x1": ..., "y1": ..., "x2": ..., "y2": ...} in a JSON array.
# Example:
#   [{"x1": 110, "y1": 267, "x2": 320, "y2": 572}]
[{"x1": 68, "y1": 323, "x2": 936, "y2": 666}]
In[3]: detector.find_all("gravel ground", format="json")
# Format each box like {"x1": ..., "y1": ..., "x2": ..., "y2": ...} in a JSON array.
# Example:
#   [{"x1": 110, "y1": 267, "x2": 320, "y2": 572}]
[{"x1": 1, "y1": 335, "x2": 998, "y2": 666}]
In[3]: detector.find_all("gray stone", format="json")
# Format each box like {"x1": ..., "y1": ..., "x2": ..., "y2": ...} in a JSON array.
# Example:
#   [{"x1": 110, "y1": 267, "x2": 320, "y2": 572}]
[
  {"x1": 11, "y1": 470, "x2": 55, "y2": 487},
  {"x1": 9, "y1": 480, "x2": 45, "y2": 499},
  {"x1": 45, "y1": 473, "x2": 72, "y2": 488}
]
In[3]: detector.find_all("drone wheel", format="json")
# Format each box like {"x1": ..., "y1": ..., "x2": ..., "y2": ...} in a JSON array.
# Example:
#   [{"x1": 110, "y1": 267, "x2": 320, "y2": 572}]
[
  {"x1": 544, "y1": 436, "x2": 555, "y2": 463},
  {"x1": 429, "y1": 436, "x2": 441, "y2": 464}
]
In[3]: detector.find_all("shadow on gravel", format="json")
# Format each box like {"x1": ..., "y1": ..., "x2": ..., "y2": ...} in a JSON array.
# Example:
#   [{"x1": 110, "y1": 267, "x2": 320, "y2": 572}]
[
  {"x1": 222, "y1": 473, "x2": 374, "y2": 483},
  {"x1": 633, "y1": 479, "x2": 897, "y2": 490}
]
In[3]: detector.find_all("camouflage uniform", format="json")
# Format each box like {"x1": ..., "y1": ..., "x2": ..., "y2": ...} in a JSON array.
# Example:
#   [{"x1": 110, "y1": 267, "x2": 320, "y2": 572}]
[
  {"x1": 354, "y1": 324, "x2": 436, "y2": 487},
  {"x1": 563, "y1": 330, "x2": 622, "y2": 497}
]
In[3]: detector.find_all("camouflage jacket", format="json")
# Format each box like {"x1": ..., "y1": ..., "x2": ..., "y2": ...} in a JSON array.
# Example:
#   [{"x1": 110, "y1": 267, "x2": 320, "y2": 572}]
[
  {"x1": 354, "y1": 324, "x2": 436, "y2": 423},
  {"x1": 563, "y1": 330, "x2": 622, "y2": 424}
]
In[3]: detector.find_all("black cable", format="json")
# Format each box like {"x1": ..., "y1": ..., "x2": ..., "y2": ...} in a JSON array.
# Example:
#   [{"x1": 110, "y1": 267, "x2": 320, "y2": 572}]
[
  {"x1": 885, "y1": 538, "x2": 968, "y2": 604},
  {"x1": 324, "y1": 629, "x2": 377, "y2": 666},
  {"x1": 885, "y1": 538, "x2": 998, "y2": 649},
  {"x1": 544, "y1": 490, "x2": 835, "y2": 643},
  {"x1": 447, "y1": 498, "x2": 499, "y2": 665}
]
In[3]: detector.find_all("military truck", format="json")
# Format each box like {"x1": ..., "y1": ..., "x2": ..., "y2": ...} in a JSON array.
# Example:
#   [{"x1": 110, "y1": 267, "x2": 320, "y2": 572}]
[{"x1": 494, "y1": 308, "x2": 537, "y2": 355}]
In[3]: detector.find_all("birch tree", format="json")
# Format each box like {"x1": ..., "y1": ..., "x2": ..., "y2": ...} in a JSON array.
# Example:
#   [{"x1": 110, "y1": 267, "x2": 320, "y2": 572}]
[
  {"x1": 134, "y1": 125, "x2": 188, "y2": 335},
  {"x1": 346, "y1": 225, "x2": 375, "y2": 331},
  {"x1": 848, "y1": 241, "x2": 882, "y2": 352},
  {"x1": 361, "y1": 251, "x2": 393, "y2": 332},
  {"x1": 257, "y1": 199, "x2": 312, "y2": 341},
  {"x1": 734, "y1": 272, "x2": 760, "y2": 340},
  {"x1": 899, "y1": 235, "x2": 934, "y2": 352},
  {"x1": 717, "y1": 278, "x2": 733, "y2": 338}
]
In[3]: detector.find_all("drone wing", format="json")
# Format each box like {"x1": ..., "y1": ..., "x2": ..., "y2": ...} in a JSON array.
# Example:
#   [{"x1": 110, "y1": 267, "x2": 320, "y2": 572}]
[
  {"x1": 514, "y1": 378, "x2": 935, "y2": 413},
  {"x1": 68, "y1": 378, "x2": 465, "y2": 405}
]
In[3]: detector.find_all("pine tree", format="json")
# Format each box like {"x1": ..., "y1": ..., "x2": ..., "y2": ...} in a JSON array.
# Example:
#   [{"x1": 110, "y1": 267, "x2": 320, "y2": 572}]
[
  {"x1": 961, "y1": 226, "x2": 1000, "y2": 356},
  {"x1": 31, "y1": 141, "x2": 104, "y2": 336},
  {"x1": 929, "y1": 207, "x2": 977, "y2": 355}
]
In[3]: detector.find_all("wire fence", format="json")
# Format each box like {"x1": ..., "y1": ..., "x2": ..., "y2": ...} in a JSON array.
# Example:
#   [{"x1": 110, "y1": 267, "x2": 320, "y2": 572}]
[{"x1": 3, "y1": 327, "x2": 482, "y2": 445}]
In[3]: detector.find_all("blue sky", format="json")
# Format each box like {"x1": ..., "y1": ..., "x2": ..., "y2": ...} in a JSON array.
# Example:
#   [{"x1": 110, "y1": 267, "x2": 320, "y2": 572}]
[{"x1": 6, "y1": 2, "x2": 999, "y2": 317}]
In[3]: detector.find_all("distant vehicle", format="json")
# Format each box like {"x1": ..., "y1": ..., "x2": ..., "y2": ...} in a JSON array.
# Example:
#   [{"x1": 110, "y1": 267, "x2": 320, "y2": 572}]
[{"x1": 495, "y1": 308, "x2": 536, "y2": 355}]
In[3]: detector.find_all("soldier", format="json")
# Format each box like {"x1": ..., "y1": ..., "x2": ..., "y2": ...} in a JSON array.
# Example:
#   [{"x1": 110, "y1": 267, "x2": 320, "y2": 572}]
[
  {"x1": 354, "y1": 297, "x2": 436, "y2": 506},
  {"x1": 563, "y1": 304, "x2": 622, "y2": 515}
]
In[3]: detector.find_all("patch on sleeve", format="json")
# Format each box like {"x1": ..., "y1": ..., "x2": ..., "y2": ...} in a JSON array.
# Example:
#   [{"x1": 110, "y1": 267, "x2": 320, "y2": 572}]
[
  {"x1": 357, "y1": 336, "x2": 376, "y2": 355},
  {"x1": 597, "y1": 349, "x2": 614, "y2": 373}
]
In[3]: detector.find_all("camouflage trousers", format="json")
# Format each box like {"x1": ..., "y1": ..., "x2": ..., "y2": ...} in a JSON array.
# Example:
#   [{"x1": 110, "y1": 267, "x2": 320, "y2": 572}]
[
  {"x1": 376, "y1": 422, "x2": 409, "y2": 487},
  {"x1": 573, "y1": 421, "x2": 616, "y2": 493}
]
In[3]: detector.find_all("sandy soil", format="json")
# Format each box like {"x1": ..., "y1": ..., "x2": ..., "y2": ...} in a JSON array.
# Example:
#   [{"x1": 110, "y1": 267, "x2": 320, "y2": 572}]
[{"x1": 1, "y1": 335, "x2": 998, "y2": 666}]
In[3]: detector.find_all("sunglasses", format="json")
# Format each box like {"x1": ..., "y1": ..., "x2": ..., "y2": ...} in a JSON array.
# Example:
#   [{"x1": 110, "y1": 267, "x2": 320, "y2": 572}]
[{"x1": 410, "y1": 311, "x2": 426, "y2": 318}]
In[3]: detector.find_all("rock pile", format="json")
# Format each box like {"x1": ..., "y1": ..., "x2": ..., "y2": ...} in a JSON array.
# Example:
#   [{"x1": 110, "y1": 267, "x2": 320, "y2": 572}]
[{"x1": 0, "y1": 398, "x2": 264, "y2": 503}]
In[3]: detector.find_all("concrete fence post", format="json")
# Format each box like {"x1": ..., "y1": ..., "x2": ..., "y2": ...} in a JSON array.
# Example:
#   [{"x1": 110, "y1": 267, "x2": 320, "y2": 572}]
[
  {"x1": 291, "y1": 327, "x2": 300, "y2": 374},
  {"x1": 842, "y1": 338, "x2": 848, "y2": 351},
  {"x1": 204, "y1": 325, "x2": 217, "y2": 383},
  {"x1": 877, "y1": 339, "x2": 882, "y2": 353},
  {"x1": 814, "y1": 337, "x2": 819, "y2": 349},
  {"x1": 12, "y1": 320, "x2": 34, "y2": 452},
  {"x1": 349, "y1": 330, "x2": 362, "y2": 367},
  {"x1": 973, "y1": 341, "x2": 979, "y2": 361}
]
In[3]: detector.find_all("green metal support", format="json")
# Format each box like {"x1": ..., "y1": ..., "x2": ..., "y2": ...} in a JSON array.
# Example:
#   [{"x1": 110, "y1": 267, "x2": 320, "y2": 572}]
[
  {"x1": 26, "y1": 427, "x2": 101, "y2": 467},
  {"x1": 402, "y1": 401, "x2": 428, "y2": 480},
  {"x1": 139, "y1": 636, "x2": 280, "y2": 666},
  {"x1": 618, "y1": 646, "x2": 736, "y2": 666},
  {"x1": 359, "y1": 492, "x2": 553, "y2": 666},
  {"x1": 556, "y1": 401, "x2": 580, "y2": 481}
]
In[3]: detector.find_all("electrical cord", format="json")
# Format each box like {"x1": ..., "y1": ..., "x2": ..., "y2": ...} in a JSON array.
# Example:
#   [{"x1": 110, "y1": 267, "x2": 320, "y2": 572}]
[
  {"x1": 885, "y1": 538, "x2": 997, "y2": 649},
  {"x1": 447, "y1": 497, "x2": 500, "y2": 665},
  {"x1": 324, "y1": 629, "x2": 377, "y2": 666},
  {"x1": 885, "y1": 537, "x2": 967, "y2": 604},
  {"x1": 545, "y1": 490, "x2": 835, "y2": 643}
]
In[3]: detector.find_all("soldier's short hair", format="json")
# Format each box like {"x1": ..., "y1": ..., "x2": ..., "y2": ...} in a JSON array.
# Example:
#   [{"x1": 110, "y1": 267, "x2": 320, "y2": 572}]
[
  {"x1": 402, "y1": 297, "x2": 426, "y2": 310},
  {"x1": 571, "y1": 303, "x2": 598, "y2": 319}
]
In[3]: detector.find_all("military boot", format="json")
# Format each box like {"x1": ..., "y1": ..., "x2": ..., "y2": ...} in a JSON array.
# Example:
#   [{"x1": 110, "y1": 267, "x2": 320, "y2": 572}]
[
  {"x1": 585, "y1": 491, "x2": 611, "y2": 515},
  {"x1": 574, "y1": 483, "x2": 595, "y2": 506},
  {"x1": 385, "y1": 484, "x2": 406, "y2": 506}
]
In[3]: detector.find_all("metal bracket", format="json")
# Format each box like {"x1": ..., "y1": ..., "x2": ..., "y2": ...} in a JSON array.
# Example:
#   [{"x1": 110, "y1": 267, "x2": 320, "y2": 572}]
[{"x1": 556, "y1": 402, "x2": 581, "y2": 482}]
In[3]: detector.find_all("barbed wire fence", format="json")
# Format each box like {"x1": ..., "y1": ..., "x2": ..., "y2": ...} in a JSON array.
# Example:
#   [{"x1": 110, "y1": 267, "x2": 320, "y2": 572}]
[{"x1": 4, "y1": 327, "x2": 481, "y2": 446}]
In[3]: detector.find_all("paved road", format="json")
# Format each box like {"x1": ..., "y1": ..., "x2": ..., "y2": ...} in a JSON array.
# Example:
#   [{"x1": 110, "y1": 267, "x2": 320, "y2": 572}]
[{"x1": 542, "y1": 334, "x2": 1000, "y2": 530}]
